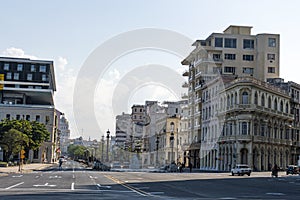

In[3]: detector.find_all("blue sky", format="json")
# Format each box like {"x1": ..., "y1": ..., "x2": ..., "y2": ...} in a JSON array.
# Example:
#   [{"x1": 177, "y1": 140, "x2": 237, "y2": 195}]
[{"x1": 1, "y1": 0, "x2": 300, "y2": 140}]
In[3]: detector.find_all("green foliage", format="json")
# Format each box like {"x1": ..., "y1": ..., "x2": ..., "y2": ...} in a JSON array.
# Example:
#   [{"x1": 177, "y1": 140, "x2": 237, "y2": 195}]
[
  {"x1": 67, "y1": 144, "x2": 88, "y2": 159},
  {"x1": 0, "y1": 119, "x2": 50, "y2": 157}
]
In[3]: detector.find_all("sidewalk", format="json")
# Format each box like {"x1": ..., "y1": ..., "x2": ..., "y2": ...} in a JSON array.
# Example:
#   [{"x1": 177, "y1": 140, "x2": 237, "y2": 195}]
[{"x1": 0, "y1": 163, "x2": 54, "y2": 176}]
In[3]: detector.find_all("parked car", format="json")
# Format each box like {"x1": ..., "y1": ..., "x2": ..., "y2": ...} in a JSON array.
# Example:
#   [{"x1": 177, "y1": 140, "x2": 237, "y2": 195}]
[
  {"x1": 93, "y1": 161, "x2": 111, "y2": 171},
  {"x1": 231, "y1": 164, "x2": 251, "y2": 176},
  {"x1": 286, "y1": 165, "x2": 299, "y2": 175},
  {"x1": 160, "y1": 162, "x2": 178, "y2": 172}
]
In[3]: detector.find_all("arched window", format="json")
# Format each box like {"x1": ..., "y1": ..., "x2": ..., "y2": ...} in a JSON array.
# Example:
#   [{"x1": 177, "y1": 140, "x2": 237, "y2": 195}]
[
  {"x1": 227, "y1": 95, "x2": 230, "y2": 107},
  {"x1": 280, "y1": 101, "x2": 283, "y2": 112},
  {"x1": 285, "y1": 103, "x2": 289, "y2": 113},
  {"x1": 241, "y1": 122, "x2": 248, "y2": 135},
  {"x1": 268, "y1": 96, "x2": 271, "y2": 108},
  {"x1": 242, "y1": 91, "x2": 249, "y2": 104},
  {"x1": 261, "y1": 94, "x2": 265, "y2": 107},
  {"x1": 274, "y1": 98, "x2": 278, "y2": 110},
  {"x1": 254, "y1": 92, "x2": 258, "y2": 105}
]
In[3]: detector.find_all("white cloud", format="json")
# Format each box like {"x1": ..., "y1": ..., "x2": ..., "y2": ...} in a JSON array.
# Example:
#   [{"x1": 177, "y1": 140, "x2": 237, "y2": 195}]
[{"x1": 2, "y1": 47, "x2": 37, "y2": 59}]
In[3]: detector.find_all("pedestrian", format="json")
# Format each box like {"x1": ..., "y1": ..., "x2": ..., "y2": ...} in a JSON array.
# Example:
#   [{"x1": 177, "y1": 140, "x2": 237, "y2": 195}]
[
  {"x1": 59, "y1": 157, "x2": 63, "y2": 170},
  {"x1": 271, "y1": 164, "x2": 279, "y2": 178},
  {"x1": 189, "y1": 161, "x2": 193, "y2": 173}
]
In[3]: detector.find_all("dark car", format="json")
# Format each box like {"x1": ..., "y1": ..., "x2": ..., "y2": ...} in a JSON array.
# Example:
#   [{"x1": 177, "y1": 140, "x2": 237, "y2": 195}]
[
  {"x1": 93, "y1": 161, "x2": 111, "y2": 171},
  {"x1": 286, "y1": 165, "x2": 299, "y2": 175}
]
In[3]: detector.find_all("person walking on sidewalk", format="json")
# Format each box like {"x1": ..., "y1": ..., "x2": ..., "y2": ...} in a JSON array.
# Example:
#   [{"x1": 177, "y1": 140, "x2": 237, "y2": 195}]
[
  {"x1": 189, "y1": 161, "x2": 193, "y2": 173},
  {"x1": 59, "y1": 158, "x2": 63, "y2": 170}
]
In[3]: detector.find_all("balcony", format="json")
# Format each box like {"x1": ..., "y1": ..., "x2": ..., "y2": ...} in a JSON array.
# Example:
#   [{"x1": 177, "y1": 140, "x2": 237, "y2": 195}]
[
  {"x1": 182, "y1": 81, "x2": 189, "y2": 88},
  {"x1": 181, "y1": 93, "x2": 188, "y2": 99},
  {"x1": 182, "y1": 70, "x2": 189, "y2": 76}
]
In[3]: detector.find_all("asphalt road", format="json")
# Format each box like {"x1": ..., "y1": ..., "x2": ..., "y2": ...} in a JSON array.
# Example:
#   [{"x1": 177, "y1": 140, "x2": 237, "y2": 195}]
[{"x1": 0, "y1": 160, "x2": 299, "y2": 200}]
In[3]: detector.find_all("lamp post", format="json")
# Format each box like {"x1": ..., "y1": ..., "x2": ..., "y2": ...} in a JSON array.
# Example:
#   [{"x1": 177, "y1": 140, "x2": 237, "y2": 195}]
[
  {"x1": 156, "y1": 135, "x2": 159, "y2": 167},
  {"x1": 170, "y1": 122, "x2": 174, "y2": 164},
  {"x1": 101, "y1": 135, "x2": 104, "y2": 162},
  {"x1": 106, "y1": 129, "x2": 110, "y2": 162}
]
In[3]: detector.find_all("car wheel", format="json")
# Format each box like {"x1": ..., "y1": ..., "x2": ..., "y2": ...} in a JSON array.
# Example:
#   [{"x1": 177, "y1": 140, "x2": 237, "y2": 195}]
[
  {"x1": 232, "y1": 172, "x2": 234, "y2": 176},
  {"x1": 248, "y1": 173, "x2": 251, "y2": 176}
]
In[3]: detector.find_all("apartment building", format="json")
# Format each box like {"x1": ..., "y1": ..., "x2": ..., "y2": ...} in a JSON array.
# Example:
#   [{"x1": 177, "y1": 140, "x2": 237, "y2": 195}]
[
  {"x1": 181, "y1": 25, "x2": 300, "y2": 171},
  {"x1": 0, "y1": 57, "x2": 58, "y2": 163}
]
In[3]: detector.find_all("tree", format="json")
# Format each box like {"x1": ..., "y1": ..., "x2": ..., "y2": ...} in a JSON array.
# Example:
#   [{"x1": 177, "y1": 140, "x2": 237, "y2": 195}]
[
  {"x1": 30, "y1": 121, "x2": 50, "y2": 150},
  {"x1": 0, "y1": 119, "x2": 50, "y2": 161},
  {"x1": 1, "y1": 129, "x2": 29, "y2": 161},
  {"x1": 67, "y1": 144, "x2": 87, "y2": 160}
]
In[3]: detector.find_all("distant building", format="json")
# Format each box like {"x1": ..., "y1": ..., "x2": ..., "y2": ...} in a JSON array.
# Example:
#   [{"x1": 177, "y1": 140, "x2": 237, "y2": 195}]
[
  {"x1": 115, "y1": 112, "x2": 131, "y2": 146},
  {"x1": 59, "y1": 114, "x2": 71, "y2": 155},
  {"x1": 0, "y1": 57, "x2": 58, "y2": 163}
]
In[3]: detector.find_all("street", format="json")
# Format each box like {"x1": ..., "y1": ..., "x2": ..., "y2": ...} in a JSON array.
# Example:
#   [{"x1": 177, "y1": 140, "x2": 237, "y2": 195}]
[{"x1": 0, "y1": 160, "x2": 300, "y2": 200}]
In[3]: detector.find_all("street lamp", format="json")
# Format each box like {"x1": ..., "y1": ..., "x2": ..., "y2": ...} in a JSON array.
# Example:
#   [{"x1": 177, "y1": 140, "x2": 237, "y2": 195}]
[
  {"x1": 101, "y1": 135, "x2": 104, "y2": 162},
  {"x1": 170, "y1": 122, "x2": 174, "y2": 164},
  {"x1": 156, "y1": 135, "x2": 159, "y2": 167},
  {"x1": 106, "y1": 129, "x2": 110, "y2": 162}
]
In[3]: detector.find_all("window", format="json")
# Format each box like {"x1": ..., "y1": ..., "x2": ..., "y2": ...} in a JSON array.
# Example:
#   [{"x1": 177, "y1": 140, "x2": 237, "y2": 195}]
[
  {"x1": 6, "y1": 114, "x2": 10, "y2": 120},
  {"x1": 213, "y1": 54, "x2": 221, "y2": 61},
  {"x1": 17, "y1": 64, "x2": 23, "y2": 71},
  {"x1": 31, "y1": 65, "x2": 36, "y2": 72},
  {"x1": 268, "y1": 96, "x2": 271, "y2": 108},
  {"x1": 224, "y1": 38, "x2": 237, "y2": 48},
  {"x1": 39, "y1": 65, "x2": 46, "y2": 72},
  {"x1": 26, "y1": 115, "x2": 30, "y2": 121},
  {"x1": 243, "y1": 55, "x2": 254, "y2": 61},
  {"x1": 215, "y1": 37, "x2": 223, "y2": 47},
  {"x1": 224, "y1": 53, "x2": 236, "y2": 60},
  {"x1": 14, "y1": 73, "x2": 19, "y2": 80},
  {"x1": 243, "y1": 39, "x2": 254, "y2": 49},
  {"x1": 254, "y1": 92, "x2": 258, "y2": 105},
  {"x1": 16, "y1": 115, "x2": 21, "y2": 120},
  {"x1": 241, "y1": 122, "x2": 248, "y2": 135},
  {"x1": 268, "y1": 67, "x2": 275, "y2": 73},
  {"x1": 261, "y1": 94, "x2": 265, "y2": 106},
  {"x1": 45, "y1": 116, "x2": 50, "y2": 124},
  {"x1": 224, "y1": 66, "x2": 235, "y2": 74},
  {"x1": 35, "y1": 115, "x2": 41, "y2": 122},
  {"x1": 6, "y1": 72, "x2": 12, "y2": 79},
  {"x1": 4, "y1": 63, "x2": 9, "y2": 70},
  {"x1": 268, "y1": 38, "x2": 276, "y2": 47},
  {"x1": 274, "y1": 99, "x2": 278, "y2": 110},
  {"x1": 267, "y1": 54, "x2": 275, "y2": 60},
  {"x1": 243, "y1": 68, "x2": 254, "y2": 75},
  {"x1": 42, "y1": 74, "x2": 47, "y2": 81},
  {"x1": 242, "y1": 92, "x2": 249, "y2": 104},
  {"x1": 27, "y1": 73, "x2": 33, "y2": 81}
]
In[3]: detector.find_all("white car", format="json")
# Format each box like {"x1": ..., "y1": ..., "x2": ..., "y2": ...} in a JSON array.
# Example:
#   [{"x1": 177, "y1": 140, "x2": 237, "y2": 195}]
[{"x1": 231, "y1": 164, "x2": 251, "y2": 176}]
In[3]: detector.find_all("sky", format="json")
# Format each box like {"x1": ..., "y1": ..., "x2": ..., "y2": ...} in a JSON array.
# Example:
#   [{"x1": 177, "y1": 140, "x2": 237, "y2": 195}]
[{"x1": 1, "y1": 0, "x2": 300, "y2": 140}]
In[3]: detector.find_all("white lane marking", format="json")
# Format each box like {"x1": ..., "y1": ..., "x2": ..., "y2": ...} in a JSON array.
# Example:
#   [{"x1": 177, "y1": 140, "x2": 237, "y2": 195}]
[
  {"x1": 71, "y1": 182, "x2": 75, "y2": 190},
  {"x1": 33, "y1": 183, "x2": 56, "y2": 187},
  {"x1": 49, "y1": 175, "x2": 62, "y2": 179},
  {"x1": 96, "y1": 184, "x2": 111, "y2": 189},
  {"x1": 266, "y1": 192, "x2": 285, "y2": 196},
  {"x1": 89, "y1": 175, "x2": 98, "y2": 179},
  {"x1": 73, "y1": 174, "x2": 75, "y2": 179},
  {"x1": 5, "y1": 182, "x2": 24, "y2": 190},
  {"x1": 12, "y1": 175, "x2": 23, "y2": 178}
]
